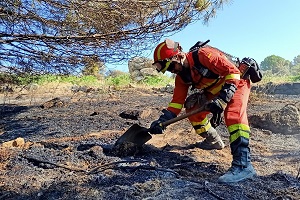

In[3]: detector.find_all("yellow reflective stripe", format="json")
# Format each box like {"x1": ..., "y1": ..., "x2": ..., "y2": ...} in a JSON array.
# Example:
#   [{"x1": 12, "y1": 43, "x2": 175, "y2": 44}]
[
  {"x1": 194, "y1": 123, "x2": 211, "y2": 134},
  {"x1": 168, "y1": 102, "x2": 183, "y2": 109},
  {"x1": 225, "y1": 73, "x2": 240, "y2": 80},
  {"x1": 161, "y1": 60, "x2": 171, "y2": 73},
  {"x1": 228, "y1": 124, "x2": 250, "y2": 143},
  {"x1": 230, "y1": 131, "x2": 250, "y2": 143},
  {"x1": 228, "y1": 124, "x2": 250, "y2": 132},
  {"x1": 206, "y1": 79, "x2": 224, "y2": 95},
  {"x1": 203, "y1": 79, "x2": 218, "y2": 86},
  {"x1": 210, "y1": 83, "x2": 223, "y2": 95},
  {"x1": 191, "y1": 117, "x2": 209, "y2": 126},
  {"x1": 191, "y1": 117, "x2": 211, "y2": 134},
  {"x1": 156, "y1": 43, "x2": 166, "y2": 61},
  {"x1": 195, "y1": 124, "x2": 211, "y2": 134}
]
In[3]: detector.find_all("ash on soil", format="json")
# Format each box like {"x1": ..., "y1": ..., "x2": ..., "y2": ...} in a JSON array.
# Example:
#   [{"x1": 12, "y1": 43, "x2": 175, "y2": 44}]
[{"x1": 0, "y1": 87, "x2": 299, "y2": 200}]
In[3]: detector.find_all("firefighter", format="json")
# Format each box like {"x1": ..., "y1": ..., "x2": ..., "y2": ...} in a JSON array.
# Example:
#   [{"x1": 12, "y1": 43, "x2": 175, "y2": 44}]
[{"x1": 150, "y1": 38, "x2": 259, "y2": 183}]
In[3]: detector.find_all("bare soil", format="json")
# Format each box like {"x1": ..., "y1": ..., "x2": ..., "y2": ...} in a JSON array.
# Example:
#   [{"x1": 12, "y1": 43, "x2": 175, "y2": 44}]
[{"x1": 0, "y1": 84, "x2": 300, "y2": 200}]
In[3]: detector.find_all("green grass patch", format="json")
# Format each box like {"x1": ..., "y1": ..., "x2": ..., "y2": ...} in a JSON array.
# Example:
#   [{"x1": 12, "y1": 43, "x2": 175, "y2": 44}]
[
  {"x1": 13, "y1": 74, "x2": 101, "y2": 86},
  {"x1": 105, "y1": 73, "x2": 133, "y2": 88},
  {"x1": 290, "y1": 75, "x2": 300, "y2": 82},
  {"x1": 259, "y1": 74, "x2": 300, "y2": 84},
  {"x1": 5, "y1": 72, "x2": 299, "y2": 90},
  {"x1": 141, "y1": 75, "x2": 174, "y2": 87}
]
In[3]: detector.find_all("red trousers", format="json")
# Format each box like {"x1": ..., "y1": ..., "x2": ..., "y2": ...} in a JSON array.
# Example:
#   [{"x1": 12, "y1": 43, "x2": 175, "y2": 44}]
[{"x1": 187, "y1": 79, "x2": 251, "y2": 145}]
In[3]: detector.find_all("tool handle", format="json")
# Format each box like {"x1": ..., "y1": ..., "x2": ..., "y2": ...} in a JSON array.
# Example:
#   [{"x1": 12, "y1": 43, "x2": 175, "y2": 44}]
[{"x1": 161, "y1": 105, "x2": 207, "y2": 127}]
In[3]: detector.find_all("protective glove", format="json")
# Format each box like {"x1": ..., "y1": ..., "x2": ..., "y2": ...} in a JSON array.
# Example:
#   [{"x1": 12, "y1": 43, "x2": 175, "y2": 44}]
[
  {"x1": 207, "y1": 82, "x2": 237, "y2": 128},
  {"x1": 206, "y1": 98, "x2": 227, "y2": 128},
  {"x1": 149, "y1": 109, "x2": 176, "y2": 134}
]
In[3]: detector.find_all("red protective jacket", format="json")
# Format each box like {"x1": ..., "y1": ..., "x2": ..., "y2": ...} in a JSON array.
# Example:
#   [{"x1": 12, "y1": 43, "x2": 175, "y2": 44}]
[
  {"x1": 166, "y1": 46, "x2": 251, "y2": 138},
  {"x1": 167, "y1": 46, "x2": 241, "y2": 114}
]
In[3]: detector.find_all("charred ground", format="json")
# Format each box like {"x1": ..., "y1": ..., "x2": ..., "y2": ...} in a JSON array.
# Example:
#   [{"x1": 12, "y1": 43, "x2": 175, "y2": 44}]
[{"x1": 0, "y1": 85, "x2": 300, "y2": 200}]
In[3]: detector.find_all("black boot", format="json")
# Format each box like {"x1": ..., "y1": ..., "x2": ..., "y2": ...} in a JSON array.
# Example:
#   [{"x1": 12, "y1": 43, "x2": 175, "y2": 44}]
[{"x1": 218, "y1": 147, "x2": 256, "y2": 183}]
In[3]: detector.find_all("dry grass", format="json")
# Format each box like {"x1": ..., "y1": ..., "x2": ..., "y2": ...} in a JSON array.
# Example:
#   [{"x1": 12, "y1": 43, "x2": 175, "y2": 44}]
[
  {"x1": 249, "y1": 91, "x2": 269, "y2": 103},
  {"x1": 0, "y1": 148, "x2": 12, "y2": 169}
]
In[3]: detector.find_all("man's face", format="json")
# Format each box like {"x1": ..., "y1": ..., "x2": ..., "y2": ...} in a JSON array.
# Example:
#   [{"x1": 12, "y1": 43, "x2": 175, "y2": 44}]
[{"x1": 153, "y1": 56, "x2": 183, "y2": 74}]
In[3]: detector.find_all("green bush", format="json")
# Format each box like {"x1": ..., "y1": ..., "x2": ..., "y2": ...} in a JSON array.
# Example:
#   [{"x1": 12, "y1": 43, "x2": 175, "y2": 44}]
[
  {"x1": 290, "y1": 75, "x2": 300, "y2": 82},
  {"x1": 31, "y1": 74, "x2": 61, "y2": 84},
  {"x1": 105, "y1": 73, "x2": 133, "y2": 88},
  {"x1": 5, "y1": 71, "x2": 299, "y2": 91},
  {"x1": 141, "y1": 75, "x2": 174, "y2": 87},
  {"x1": 259, "y1": 73, "x2": 297, "y2": 84}
]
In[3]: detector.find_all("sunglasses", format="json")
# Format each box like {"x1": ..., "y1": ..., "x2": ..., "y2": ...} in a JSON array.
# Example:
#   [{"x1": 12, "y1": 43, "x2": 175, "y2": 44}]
[{"x1": 155, "y1": 58, "x2": 176, "y2": 73}]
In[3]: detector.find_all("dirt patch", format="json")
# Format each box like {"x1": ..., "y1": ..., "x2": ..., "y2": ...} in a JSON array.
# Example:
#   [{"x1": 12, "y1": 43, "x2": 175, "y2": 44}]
[
  {"x1": 0, "y1": 85, "x2": 300, "y2": 199},
  {"x1": 250, "y1": 103, "x2": 300, "y2": 134}
]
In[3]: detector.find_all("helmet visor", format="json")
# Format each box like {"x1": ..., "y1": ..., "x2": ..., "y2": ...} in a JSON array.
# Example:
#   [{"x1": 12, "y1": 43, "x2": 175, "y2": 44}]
[{"x1": 153, "y1": 59, "x2": 175, "y2": 73}]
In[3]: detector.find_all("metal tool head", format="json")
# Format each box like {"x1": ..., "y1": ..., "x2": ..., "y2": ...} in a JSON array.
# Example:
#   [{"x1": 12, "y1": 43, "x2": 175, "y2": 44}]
[{"x1": 114, "y1": 124, "x2": 152, "y2": 147}]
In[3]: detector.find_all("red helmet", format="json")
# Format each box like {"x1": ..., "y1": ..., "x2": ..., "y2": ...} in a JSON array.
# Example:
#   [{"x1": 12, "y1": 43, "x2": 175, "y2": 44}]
[
  {"x1": 153, "y1": 39, "x2": 180, "y2": 62},
  {"x1": 153, "y1": 39, "x2": 181, "y2": 73}
]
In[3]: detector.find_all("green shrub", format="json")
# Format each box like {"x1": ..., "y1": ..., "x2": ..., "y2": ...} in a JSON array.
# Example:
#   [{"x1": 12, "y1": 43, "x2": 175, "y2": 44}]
[
  {"x1": 105, "y1": 73, "x2": 133, "y2": 88},
  {"x1": 0, "y1": 72, "x2": 185, "y2": 89},
  {"x1": 141, "y1": 75, "x2": 174, "y2": 87},
  {"x1": 31, "y1": 74, "x2": 61, "y2": 84},
  {"x1": 291, "y1": 75, "x2": 300, "y2": 82},
  {"x1": 259, "y1": 73, "x2": 296, "y2": 84}
]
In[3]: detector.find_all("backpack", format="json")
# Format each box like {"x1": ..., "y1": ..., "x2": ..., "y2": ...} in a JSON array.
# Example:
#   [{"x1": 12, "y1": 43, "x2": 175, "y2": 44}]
[
  {"x1": 189, "y1": 40, "x2": 262, "y2": 83},
  {"x1": 189, "y1": 40, "x2": 219, "y2": 79}
]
